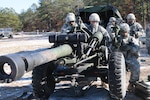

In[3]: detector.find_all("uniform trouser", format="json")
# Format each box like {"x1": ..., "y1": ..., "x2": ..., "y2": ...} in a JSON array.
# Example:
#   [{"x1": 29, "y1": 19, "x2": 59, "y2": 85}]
[
  {"x1": 126, "y1": 57, "x2": 140, "y2": 84},
  {"x1": 147, "y1": 46, "x2": 150, "y2": 55}
]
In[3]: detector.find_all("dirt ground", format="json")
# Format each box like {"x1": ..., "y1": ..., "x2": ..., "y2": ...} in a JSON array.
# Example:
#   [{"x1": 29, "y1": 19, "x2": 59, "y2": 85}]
[{"x1": 0, "y1": 34, "x2": 149, "y2": 100}]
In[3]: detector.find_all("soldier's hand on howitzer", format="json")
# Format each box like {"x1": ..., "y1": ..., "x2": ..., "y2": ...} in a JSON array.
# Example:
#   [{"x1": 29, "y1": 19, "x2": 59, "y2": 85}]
[
  {"x1": 113, "y1": 42, "x2": 121, "y2": 48},
  {"x1": 120, "y1": 41, "x2": 133, "y2": 51},
  {"x1": 131, "y1": 30, "x2": 136, "y2": 36},
  {"x1": 120, "y1": 44, "x2": 131, "y2": 51},
  {"x1": 111, "y1": 25, "x2": 120, "y2": 34},
  {"x1": 134, "y1": 33, "x2": 139, "y2": 38}
]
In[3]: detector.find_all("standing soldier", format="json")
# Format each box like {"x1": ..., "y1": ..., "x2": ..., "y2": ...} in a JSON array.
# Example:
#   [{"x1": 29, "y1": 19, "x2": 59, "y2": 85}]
[
  {"x1": 119, "y1": 23, "x2": 140, "y2": 92},
  {"x1": 126, "y1": 13, "x2": 144, "y2": 39},
  {"x1": 146, "y1": 23, "x2": 150, "y2": 54},
  {"x1": 61, "y1": 13, "x2": 77, "y2": 33},
  {"x1": 61, "y1": 12, "x2": 87, "y2": 33},
  {"x1": 106, "y1": 17, "x2": 118, "y2": 39},
  {"x1": 85, "y1": 13, "x2": 111, "y2": 87},
  {"x1": 86, "y1": 13, "x2": 111, "y2": 43}
]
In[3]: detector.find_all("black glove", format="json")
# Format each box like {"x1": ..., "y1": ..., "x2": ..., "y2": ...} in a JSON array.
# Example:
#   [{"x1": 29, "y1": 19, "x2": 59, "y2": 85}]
[{"x1": 134, "y1": 33, "x2": 139, "y2": 38}]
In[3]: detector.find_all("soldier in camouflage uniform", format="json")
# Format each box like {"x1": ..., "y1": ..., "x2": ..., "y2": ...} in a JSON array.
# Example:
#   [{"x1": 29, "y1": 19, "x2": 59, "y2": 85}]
[
  {"x1": 61, "y1": 13, "x2": 78, "y2": 33},
  {"x1": 106, "y1": 17, "x2": 118, "y2": 39},
  {"x1": 119, "y1": 23, "x2": 140, "y2": 92},
  {"x1": 86, "y1": 13, "x2": 111, "y2": 42},
  {"x1": 146, "y1": 23, "x2": 150, "y2": 54},
  {"x1": 85, "y1": 13, "x2": 111, "y2": 87},
  {"x1": 126, "y1": 13, "x2": 144, "y2": 39},
  {"x1": 61, "y1": 13, "x2": 87, "y2": 33}
]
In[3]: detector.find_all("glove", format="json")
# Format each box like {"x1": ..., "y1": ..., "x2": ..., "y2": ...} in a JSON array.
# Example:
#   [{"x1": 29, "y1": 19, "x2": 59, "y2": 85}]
[
  {"x1": 120, "y1": 44, "x2": 132, "y2": 51},
  {"x1": 134, "y1": 32, "x2": 139, "y2": 38}
]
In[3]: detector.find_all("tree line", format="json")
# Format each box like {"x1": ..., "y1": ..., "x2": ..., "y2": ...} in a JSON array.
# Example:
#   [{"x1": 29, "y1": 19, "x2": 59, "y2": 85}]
[{"x1": 0, "y1": 0, "x2": 149, "y2": 32}]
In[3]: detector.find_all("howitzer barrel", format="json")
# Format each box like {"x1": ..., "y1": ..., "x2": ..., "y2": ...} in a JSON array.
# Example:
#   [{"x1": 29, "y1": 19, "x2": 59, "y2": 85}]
[
  {"x1": 0, "y1": 44, "x2": 72, "y2": 83},
  {"x1": 21, "y1": 44, "x2": 73, "y2": 71}
]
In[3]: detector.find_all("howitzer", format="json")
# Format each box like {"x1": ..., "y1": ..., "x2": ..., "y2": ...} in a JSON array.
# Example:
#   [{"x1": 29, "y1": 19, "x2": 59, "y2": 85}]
[
  {"x1": 0, "y1": 28, "x2": 127, "y2": 100},
  {"x1": 49, "y1": 31, "x2": 104, "y2": 67},
  {"x1": 31, "y1": 28, "x2": 126, "y2": 100},
  {"x1": 0, "y1": 44, "x2": 72, "y2": 83}
]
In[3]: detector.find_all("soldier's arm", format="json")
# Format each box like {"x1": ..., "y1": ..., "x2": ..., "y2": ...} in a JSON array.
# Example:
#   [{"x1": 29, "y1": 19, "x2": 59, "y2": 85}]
[
  {"x1": 121, "y1": 37, "x2": 139, "y2": 52},
  {"x1": 128, "y1": 37, "x2": 140, "y2": 55},
  {"x1": 100, "y1": 26, "x2": 112, "y2": 42},
  {"x1": 61, "y1": 24, "x2": 69, "y2": 33},
  {"x1": 135, "y1": 23, "x2": 144, "y2": 37}
]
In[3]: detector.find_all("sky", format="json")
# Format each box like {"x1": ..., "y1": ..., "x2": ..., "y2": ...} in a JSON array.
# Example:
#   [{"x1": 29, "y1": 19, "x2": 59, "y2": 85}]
[{"x1": 0, "y1": 0, "x2": 39, "y2": 14}]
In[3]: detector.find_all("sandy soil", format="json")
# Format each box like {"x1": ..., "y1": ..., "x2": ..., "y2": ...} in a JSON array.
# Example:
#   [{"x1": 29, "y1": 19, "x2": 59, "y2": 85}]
[{"x1": 0, "y1": 34, "x2": 149, "y2": 100}]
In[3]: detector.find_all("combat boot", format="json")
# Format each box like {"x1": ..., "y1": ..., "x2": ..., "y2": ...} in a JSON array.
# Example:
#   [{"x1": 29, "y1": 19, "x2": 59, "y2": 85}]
[{"x1": 127, "y1": 83, "x2": 135, "y2": 93}]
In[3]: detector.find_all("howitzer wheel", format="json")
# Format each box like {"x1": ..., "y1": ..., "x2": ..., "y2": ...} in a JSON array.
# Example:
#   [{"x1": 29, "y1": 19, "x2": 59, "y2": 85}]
[
  {"x1": 32, "y1": 62, "x2": 55, "y2": 99},
  {"x1": 108, "y1": 52, "x2": 126, "y2": 99}
]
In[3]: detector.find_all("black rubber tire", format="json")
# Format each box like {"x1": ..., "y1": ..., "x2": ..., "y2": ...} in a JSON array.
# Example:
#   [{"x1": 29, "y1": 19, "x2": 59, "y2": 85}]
[
  {"x1": 108, "y1": 52, "x2": 126, "y2": 100},
  {"x1": 32, "y1": 62, "x2": 55, "y2": 99}
]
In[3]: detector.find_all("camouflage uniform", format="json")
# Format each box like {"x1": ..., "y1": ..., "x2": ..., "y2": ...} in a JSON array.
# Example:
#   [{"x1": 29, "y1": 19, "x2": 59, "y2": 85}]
[
  {"x1": 61, "y1": 23, "x2": 78, "y2": 33},
  {"x1": 146, "y1": 24, "x2": 150, "y2": 54},
  {"x1": 119, "y1": 23, "x2": 140, "y2": 92},
  {"x1": 87, "y1": 24, "x2": 111, "y2": 41},
  {"x1": 126, "y1": 13, "x2": 144, "y2": 39},
  {"x1": 120, "y1": 36, "x2": 140, "y2": 83},
  {"x1": 106, "y1": 17, "x2": 118, "y2": 39},
  {"x1": 61, "y1": 13, "x2": 87, "y2": 33},
  {"x1": 61, "y1": 13, "x2": 78, "y2": 33},
  {"x1": 86, "y1": 13, "x2": 111, "y2": 42},
  {"x1": 129, "y1": 22, "x2": 144, "y2": 38}
]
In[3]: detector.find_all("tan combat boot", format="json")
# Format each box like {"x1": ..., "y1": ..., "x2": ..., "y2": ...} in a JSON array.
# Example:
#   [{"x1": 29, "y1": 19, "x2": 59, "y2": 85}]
[{"x1": 127, "y1": 83, "x2": 135, "y2": 93}]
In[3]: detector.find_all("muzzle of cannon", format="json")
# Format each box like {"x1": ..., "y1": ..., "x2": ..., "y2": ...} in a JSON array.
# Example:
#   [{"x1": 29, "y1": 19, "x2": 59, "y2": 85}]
[{"x1": 0, "y1": 44, "x2": 72, "y2": 83}]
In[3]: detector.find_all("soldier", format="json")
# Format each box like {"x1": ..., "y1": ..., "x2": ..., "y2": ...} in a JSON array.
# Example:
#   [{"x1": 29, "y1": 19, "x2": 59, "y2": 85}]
[
  {"x1": 116, "y1": 17, "x2": 125, "y2": 25},
  {"x1": 85, "y1": 13, "x2": 111, "y2": 87},
  {"x1": 119, "y1": 23, "x2": 140, "y2": 92},
  {"x1": 61, "y1": 12, "x2": 87, "y2": 33},
  {"x1": 146, "y1": 23, "x2": 150, "y2": 54},
  {"x1": 106, "y1": 17, "x2": 118, "y2": 39},
  {"x1": 86, "y1": 13, "x2": 111, "y2": 43},
  {"x1": 61, "y1": 13, "x2": 77, "y2": 33},
  {"x1": 126, "y1": 13, "x2": 144, "y2": 39}
]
